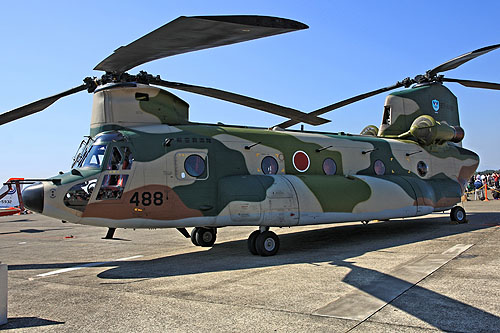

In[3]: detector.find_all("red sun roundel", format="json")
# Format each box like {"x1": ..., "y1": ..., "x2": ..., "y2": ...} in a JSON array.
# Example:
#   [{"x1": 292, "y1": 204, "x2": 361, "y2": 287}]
[{"x1": 292, "y1": 151, "x2": 310, "y2": 172}]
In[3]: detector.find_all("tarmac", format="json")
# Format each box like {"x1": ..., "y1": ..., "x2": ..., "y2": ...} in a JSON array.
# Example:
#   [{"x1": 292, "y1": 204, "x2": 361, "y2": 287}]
[{"x1": 0, "y1": 200, "x2": 499, "y2": 332}]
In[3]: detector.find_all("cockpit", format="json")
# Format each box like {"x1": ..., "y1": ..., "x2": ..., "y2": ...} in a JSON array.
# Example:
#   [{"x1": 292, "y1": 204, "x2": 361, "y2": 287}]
[
  {"x1": 64, "y1": 131, "x2": 135, "y2": 212},
  {"x1": 80, "y1": 144, "x2": 107, "y2": 168},
  {"x1": 72, "y1": 131, "x2": 129, "y2": 169}
]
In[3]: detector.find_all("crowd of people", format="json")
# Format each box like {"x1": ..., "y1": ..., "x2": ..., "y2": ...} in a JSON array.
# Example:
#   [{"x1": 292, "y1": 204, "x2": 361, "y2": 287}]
[{"x1": 467, "y1": 172, "x2": 500, "y2": 200}]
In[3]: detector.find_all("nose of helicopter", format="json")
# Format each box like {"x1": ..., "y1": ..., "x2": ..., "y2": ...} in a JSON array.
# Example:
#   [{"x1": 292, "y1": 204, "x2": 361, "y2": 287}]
[{"x1": 22, "y1": 182, "x2": 44, "y2": 213}]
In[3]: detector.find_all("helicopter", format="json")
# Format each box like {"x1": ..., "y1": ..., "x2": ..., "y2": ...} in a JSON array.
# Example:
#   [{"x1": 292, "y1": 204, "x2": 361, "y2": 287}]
[{"x1": 1, "y1": 15, "x2": 499, "y2": 256}]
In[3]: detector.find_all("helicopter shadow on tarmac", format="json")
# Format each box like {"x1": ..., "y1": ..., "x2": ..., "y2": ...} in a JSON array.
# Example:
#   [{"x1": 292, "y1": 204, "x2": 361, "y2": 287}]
[
  {"x1": 327, "y1": 259, "x2": 500, "y2": 332},
  {"x1": 7, "y1": 213, "x2": 496, "y2": 275},
  {"x1": 7, "y1": 213, "x2": 500, "y2": 330},
  {"x1": 91, "y1": 212, "x2": 499, "y2": 331},
  {"x1": 0, "y1": 317, "x2": 64, "y2": 330},
  {"x1": 95, "y1": 212, "x2": 499, "y2": 280}
]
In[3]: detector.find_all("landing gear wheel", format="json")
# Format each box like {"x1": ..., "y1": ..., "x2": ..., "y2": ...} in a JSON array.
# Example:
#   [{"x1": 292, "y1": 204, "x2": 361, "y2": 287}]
[
  {"x1": 255, "y1": 231, "x2": 280, "y2": 256},
  {"x1": 450, "y1": 206, "x2": 467, "y2": 223},
  {"x1": 190, "y1": 228, "x2": 199, "y2": 246},
  {"x1": 195, "y1": 227, "x2": 217, "y2": 247},
  {"x1": 247, "y1": 230, "x2": 260, "y2": 255}
]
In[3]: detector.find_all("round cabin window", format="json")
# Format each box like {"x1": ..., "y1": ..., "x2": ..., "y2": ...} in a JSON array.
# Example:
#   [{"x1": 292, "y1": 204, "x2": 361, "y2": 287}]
[
  {"x1": 184, "y1": 154, "x2": 206, "y2": 177},
  {"x1": 261, "y1": 156, "x2": 278, "y2": 175},
  {"x1": 322, "y1": 158, "x2": 337, "y2": 175},
  {"x1": 374, "y1": 160, "x2": 386, "y2": 175},
  {"x1": 417, "y1": 161, "x2": 428, "y2": 177}
]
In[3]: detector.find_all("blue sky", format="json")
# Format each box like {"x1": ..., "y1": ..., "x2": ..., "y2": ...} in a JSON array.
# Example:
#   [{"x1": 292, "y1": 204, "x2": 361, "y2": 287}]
[{"x1": 1, "y1": 1, "x2": 499, "y2": 182}]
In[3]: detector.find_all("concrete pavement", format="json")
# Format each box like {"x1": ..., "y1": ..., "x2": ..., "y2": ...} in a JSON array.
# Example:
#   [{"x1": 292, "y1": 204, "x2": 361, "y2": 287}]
[{"x1": 0, "y1": 200, "x2": 499, "y2": 332}]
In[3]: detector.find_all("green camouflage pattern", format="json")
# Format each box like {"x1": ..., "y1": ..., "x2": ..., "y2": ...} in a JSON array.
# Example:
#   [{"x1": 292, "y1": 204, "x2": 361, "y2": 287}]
[
  {"x1": 35, "y1": 83, "x2": 478, "y2": 230},
  {"x1": 379, "y1": 83, "x2": 460, "y2": 137}
]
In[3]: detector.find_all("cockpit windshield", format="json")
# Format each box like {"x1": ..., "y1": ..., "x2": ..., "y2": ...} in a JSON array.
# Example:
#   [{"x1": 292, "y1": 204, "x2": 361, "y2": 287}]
[
  {"x1": 73, "y1": 131, "x2": 126, "y2": 169},
  {"x1": 80, "y1": 144, "x2": 107, "y2": 168},
  {"x1": 71, "y1": 136, "x2": 94, "y2": 168}
]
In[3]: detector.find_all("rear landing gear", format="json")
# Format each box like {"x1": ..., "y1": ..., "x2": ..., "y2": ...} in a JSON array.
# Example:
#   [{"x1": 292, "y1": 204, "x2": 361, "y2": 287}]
[
  {"x1": 190, "y1": 228, "x2": 199, "y2": 246},
  {"x1": 190, "y1": 227, "x2": 217, "y2": 247},
  {"x1": 247, "y1": 228, "x2": 280, "y2": 256},
  {"x1": 247, "y1": 230, "x2": 260, "y2": 255},
  {"x1": 450, "y1": 206, "x2": 467, "y2": 223}
]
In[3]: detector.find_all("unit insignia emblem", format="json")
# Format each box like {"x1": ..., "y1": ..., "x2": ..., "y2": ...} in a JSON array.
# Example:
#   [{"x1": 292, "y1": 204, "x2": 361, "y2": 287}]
[{"x1": 432, "y1": 99, "x2": 440, "y2": 112}]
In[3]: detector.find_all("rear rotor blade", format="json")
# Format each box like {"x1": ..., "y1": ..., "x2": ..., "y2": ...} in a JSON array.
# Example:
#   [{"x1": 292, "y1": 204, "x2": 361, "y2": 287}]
[
  {"x1": 276, "y1": 81, "x2": 405, "y2": 129},
  {"x1": 95, "y1": 15, "x2": 308, "y2": 74},
  {"x1": 0, "y1": 84, "x2": 87, "y2": 125},
  {"x1": 441, "y1": 77, "x2": 500, "y2": 90},
  {"x1": 428, "y1": 44, "x2": 500, "y2": 77},
  {"x1": 156, "y1": 80, "x2": 329, "y2": 126}
]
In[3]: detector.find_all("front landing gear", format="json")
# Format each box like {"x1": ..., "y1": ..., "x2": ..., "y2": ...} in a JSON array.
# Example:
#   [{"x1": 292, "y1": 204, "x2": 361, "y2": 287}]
[
  {"x1": 247, "y1": 228, "x2": 280, "y2": 256},
  {"x1": 102, "y1": 228, "x2": 116, "y2": 239},
  {"x1": 450, "y1": 206, "x2": 467, "y2": 224},
  {"x1": 190, "y1": 227, "x2": 217, "y2": 247}
]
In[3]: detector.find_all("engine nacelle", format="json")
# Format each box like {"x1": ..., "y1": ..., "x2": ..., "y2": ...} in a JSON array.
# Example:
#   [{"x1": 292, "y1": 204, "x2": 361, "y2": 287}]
[
  {"x1": 360, "y1": 125, "x2": 379, "y2": 136},
  {"x1": 407, "y1": 115, "x2": 464, "y2": 145}
]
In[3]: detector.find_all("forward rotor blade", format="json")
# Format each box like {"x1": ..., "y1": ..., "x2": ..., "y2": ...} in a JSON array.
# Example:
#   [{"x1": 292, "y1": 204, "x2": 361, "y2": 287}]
[
  {"x1": 155, "y1": 80, "x2": 329, "y2": 126},
  {"x1": 442, "y1": 77, "x2": 500, "y2": 90},
  {"x1": 276, "y1": 81, "x2": 404, "y2": 129},
  {"x1": 428, "y1": 44, "x2": 500, "y2": 77},
  {"x1": 0, "y1": 84, "x2": 87, "y2": 125},
  {"x1": 95, "y1": 15, "x2": 308, "y2": 74}
]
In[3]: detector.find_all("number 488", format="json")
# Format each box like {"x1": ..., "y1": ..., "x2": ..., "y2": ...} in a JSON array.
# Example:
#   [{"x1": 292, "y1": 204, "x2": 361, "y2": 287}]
[{"x1": 129, "y1": 191, "x2": 165, "y2": 206}]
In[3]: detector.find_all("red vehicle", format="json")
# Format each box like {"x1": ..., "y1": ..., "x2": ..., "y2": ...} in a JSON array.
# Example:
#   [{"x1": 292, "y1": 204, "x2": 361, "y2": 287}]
[
  {"x1": 0, "y1": 207, "x2": 21, "y2": 217},
  {"x1": 0, "y1": 178, "x2": 24, "y2": 216}
]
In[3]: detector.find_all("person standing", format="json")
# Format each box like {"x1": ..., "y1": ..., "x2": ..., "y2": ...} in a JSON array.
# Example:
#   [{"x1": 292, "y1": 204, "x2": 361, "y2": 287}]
[
  {"x1": 492, "y1": 172, "x2": 500, "y2": 200},
  {"x1": 475, "y1": 175, "x2": 483, "y2": 200}
]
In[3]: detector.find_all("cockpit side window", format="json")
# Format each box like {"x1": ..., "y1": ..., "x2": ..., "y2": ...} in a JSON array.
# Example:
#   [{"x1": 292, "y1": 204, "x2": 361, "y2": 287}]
[
  {"x1": 80, "y1": 145, "x2": 107, "y2": 169},
  {"x1": 107, "y1": 147, "x2": 122, "y2": 170},
  {"x1": 96, "y1": 145, "x2": 134, "y2": 201},
  {"x1": 120, "y1": 147, "x2": 133, "y2": 170},
  {"x1": 96, "y1": 175, "x2": 129, "y2": 200},
  {"x1": 64, "y1": 179, "x2": 97, "y2": 212}
]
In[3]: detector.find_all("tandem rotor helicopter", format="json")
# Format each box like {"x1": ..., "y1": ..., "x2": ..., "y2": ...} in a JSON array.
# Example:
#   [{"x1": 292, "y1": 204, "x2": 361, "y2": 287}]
[{"x1": 1, "y1": 15, "x2": 499, "y2": 256}]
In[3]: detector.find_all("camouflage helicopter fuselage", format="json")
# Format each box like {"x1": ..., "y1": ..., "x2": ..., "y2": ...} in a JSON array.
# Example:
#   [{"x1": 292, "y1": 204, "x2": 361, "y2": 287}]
[
  {"x1": 8, "y1": 15, "x2": 494, "y2": 256},
  {"x1": 30, "y1": 83, "x2": 479, "y2": 230}
]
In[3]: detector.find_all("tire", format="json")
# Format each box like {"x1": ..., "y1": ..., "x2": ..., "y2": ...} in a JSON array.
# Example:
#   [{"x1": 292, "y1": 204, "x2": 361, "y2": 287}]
[
  {"x1": 247, "y1": 230, "x2": 260, "y2": 255},
  {"x1": 195, "y1": 227, "x2": 216, "y2": 247},
  {"x1": 450, "y1": 206, "x2": 466, "y2": 223},
  {"x1": 190, "y1": 228, "x2": 199, "y2": 246},
  {"x1": 255, "y1": 231, "x2": 280, "y2": 256}
]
